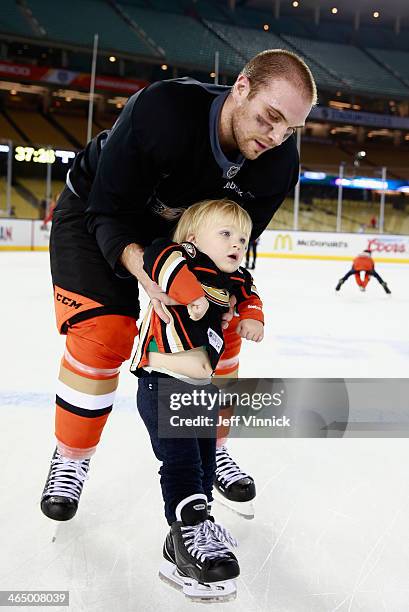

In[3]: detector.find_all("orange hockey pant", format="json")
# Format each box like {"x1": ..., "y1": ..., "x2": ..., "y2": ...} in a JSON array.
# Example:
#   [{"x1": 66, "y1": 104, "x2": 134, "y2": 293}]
[{"x1": 55, "y1": 312, "x2": 241, "y2": 457}]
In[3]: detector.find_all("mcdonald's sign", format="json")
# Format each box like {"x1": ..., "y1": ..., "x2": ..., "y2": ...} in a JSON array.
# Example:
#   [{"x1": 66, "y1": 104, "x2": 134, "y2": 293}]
[{"x1": 273, "y1": 233, "x2": 293, "y2": 251}]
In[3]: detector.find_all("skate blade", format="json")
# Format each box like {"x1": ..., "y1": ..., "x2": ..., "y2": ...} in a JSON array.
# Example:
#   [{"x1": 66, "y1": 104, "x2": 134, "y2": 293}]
[
  {"x1": 159, "y1": 560, "x2": 237, "y2": 602},
  {"x1": 213, "y1": 488, "x2": 255, "y2": 520}
]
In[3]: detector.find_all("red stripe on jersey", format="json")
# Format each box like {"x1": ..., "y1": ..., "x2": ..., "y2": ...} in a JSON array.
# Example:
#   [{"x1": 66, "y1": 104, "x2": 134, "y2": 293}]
[
  {"x1": 171, "y1": 307, "x2": 195, "y2": 349},
  {"x1": 151, "y1": 244, "x2": 177, "y2": 281},
  {"x1": 193, "y1": 266, "x2": 218, "y2": 274}
]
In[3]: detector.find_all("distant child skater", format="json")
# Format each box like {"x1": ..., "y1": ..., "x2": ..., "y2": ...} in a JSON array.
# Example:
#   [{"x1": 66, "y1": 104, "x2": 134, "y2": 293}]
[{"x1": 336, "y1": 249, "x2": 391, "y2": 294}]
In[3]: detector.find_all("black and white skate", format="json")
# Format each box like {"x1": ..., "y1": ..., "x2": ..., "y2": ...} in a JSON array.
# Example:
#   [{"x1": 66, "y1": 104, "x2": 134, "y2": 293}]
[
  {"x1": 159, "y1": 494, "x2": 239, "y2": 602},
  {"x1": 381, "y1": 282, "x2": 391, "y2": 294},
  {"x1": 335, "y1": 279, "x2": 344, "y2": 292},
  {"x1": 40, "y1": 448, "x2": 90, "y2": 521},
  {"x1": 214, "y1": 445, "x2": 256, "y2": 519}
]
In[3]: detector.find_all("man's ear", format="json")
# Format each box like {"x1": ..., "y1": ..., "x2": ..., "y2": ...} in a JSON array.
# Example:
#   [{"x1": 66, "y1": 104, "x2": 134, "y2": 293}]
[
  {"x1": 186, "y1": 233, "x2": 195, "y2": 243},
  {"x1": 233, "y1": 74, "x2": 251, "y2": 104}
]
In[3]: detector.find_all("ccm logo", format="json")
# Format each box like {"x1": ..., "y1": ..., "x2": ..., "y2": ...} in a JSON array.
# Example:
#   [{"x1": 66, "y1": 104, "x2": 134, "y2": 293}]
[{"x1": 56, "y1": 293, "x2": 83, "y2": 309}]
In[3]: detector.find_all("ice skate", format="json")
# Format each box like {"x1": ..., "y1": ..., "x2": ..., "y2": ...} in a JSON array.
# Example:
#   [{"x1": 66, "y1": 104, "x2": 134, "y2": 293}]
[
  {"x1": 335, "y1": 279, "x2": 344, "y2": 291},
  {"x1": 359, "y1": 286, "x2": 366, "y2": 292},
  {"x1": 381, "y1": 281, "x2": 391, "y2": 294},
  {"x1": 40, "y1": 448, "x2": 90, "y2": 521},
  {"x1": 213, "y1": 446, "x2": 256, "y2": 519},
  {"x1": 159, "y1": 494, "x2": 239, "y2": 602}
]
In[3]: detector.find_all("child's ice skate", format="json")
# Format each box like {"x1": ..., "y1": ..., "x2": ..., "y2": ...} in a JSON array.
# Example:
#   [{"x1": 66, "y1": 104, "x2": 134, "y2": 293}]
[
  {"x1": 213, "y1": 445, "x2": 256, "y2": 519},
  {"x1": 159, "y1": 494, "x2": 239, "y2": 602}
]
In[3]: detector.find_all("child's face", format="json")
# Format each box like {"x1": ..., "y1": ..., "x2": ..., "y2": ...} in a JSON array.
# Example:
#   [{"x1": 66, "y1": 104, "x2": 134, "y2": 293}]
[{"x1": 187, "y1": 217, "x2": 249, "y2": 273}]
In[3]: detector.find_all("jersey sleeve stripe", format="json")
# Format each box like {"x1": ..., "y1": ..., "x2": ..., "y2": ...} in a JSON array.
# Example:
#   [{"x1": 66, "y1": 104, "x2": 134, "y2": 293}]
[
  {"x1": 170, "y1": 306, "x2": 195, "y2": 349},
  {"x1": 151, "y1": 244, "x2": 179, "y2": 280},
  {"x1": 158, "y1": 253, "x2": 186, "y2": 292},
  {"x1": 193, "y1": 266, "x2": 218, "y2": 274}
]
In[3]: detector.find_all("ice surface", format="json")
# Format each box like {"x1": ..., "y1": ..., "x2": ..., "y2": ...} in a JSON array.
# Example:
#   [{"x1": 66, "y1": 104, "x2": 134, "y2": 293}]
[{"x1": 1, "y1": 252, "x2": 408, "y2": 611}]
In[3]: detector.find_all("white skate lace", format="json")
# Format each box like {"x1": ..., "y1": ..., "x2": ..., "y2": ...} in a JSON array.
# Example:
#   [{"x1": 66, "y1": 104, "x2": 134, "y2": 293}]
[
  {"x1": 43, "y1": 451, "x2": 90, "y2": 501},
  {"x1": 181, "y1": 520, "x2": 237, "y2": 563},
  {"x1": 215, "y1": 445, "x2": 249, "y2": 488}
]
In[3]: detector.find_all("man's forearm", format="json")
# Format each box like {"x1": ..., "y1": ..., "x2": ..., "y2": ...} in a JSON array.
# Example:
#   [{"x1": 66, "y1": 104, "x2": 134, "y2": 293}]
[{"x1": 120, "y1": 242, "x2": 145, "y2": 279}]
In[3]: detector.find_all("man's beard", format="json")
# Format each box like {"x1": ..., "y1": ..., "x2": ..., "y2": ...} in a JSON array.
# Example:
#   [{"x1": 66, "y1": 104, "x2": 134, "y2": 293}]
[{"x1": 231, "y1": 115, "x2": 256, "y2": 160}]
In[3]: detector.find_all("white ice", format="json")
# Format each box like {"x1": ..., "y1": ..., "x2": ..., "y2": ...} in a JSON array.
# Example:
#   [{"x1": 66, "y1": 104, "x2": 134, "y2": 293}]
[{"x1": 1, "y1": 252, "x2": 409, "y2": 612}]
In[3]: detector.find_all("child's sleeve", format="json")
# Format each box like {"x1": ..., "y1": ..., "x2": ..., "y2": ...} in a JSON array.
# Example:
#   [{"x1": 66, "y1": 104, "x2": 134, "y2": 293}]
[
  {"x1": 143, "y1": 238, "x2": 205, "y2": 305},
  {"x1": 234, "y1": 269, "x2": 264, "y2": 324}
]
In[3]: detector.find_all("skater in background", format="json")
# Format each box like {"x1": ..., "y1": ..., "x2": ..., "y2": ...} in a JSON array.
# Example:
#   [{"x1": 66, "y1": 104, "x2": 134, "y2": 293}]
[
  {"x1": 335, "y1": 249, "x2": 391, "y2": 294},
  {"x1": 40, "y1": 195, "x2": 58, "y2": 230},
  {"x1": 131, "y1": 199, "x2": 264, "y2": 600},
  {"x1": 40, "y1": 49, "x2": 315, "y2": 524},
  {"x1": 245, "y1": 237, "x2": 259, "y2": 269}
]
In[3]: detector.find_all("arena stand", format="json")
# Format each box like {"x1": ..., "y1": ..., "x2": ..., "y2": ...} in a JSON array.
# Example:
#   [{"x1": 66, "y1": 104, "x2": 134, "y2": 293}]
[{"x1": 0, "y1": 0, "x2": 408, "y2": 232}]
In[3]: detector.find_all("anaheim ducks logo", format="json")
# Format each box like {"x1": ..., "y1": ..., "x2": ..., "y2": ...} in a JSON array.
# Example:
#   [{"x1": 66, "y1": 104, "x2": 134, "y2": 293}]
[
  {"x1": 181, "y1": 242, "x2": 197, "y2": 258},
  {"x1": 201, "y1": 284, "x2": 230, "y2": 307},
  {"x1": 151, "y1": 198, "x2": 186, "y2": 220}
]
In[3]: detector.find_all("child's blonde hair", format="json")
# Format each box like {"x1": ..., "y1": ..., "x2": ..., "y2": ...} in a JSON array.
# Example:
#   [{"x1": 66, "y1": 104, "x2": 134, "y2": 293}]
[{"x1": 173, "y1": 199, "x2": 252, "y2": 243}]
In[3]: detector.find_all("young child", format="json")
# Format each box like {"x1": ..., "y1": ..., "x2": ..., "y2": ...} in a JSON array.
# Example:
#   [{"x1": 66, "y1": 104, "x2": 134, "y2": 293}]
[
  {"x1": 336, "y1": 249, "x2": 391, "y2": 294},
  {"x1": 130, "y1": 198, "x2": 264, "y2": 602}
]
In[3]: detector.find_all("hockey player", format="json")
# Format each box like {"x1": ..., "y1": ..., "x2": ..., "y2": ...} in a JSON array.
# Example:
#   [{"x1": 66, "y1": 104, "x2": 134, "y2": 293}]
[
  {"x1": 40, "y1": 50, "x2": 315, "y2": 523},
  {"x1": 130, "y1": 199, "x2": 264, "y2": 600},
  {"x1": 245, "y1": 237, "x2": 260, "y2": 270},
  {"x1": 335, "y1": 249, "x2": 391, "y2": 294}
]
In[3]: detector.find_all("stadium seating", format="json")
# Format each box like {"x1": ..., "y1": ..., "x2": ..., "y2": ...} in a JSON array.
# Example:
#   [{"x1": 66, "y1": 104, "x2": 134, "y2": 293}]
[
  {"x1": 339, "y1": 143, "x2": 409, "y2": 179},
  {"x1": 0, "y1": 179, "x2": 39, "y2": 219},
  {"x1": 0, "y1": 113, "x2": 22, "y2": 143},
  {"x1": 28, "y1": 0, "x2": 153, "y2": 57},
  {"x1": 7, "y1": 110, "x2": 72, "y2": 149},
  {"x1": 17, "y1": 178, "x2": 66, "y2": 204},
  {"x1": 143, "y1": 0, "x2": 184, "y2": 14},
  {"x1": 188, "y1": 0, "x2": 232, "y2": 22},
  {"x1": 0, "y1": 0, "x2": 32, "y2": 37},
  {"x1": 282, "y1": 35, "x2": 409, "y2": 98},
  {"x1": 269, "y1": 197, "x2": 409, "y2": 235},
  {"x1": 368, "y1": 48, "x2": 409, "y2": 85},
  {"x1": 204, "y1": 21, "x2": 343, "y2": 90},
  {"x1": 51, "y1": 114, "x2": 99, "y2": 148},
  {"x1": 301, "y1": 142, "x2": 354, "y2": 172},
  {"x1": 118, "y1": 4, "x2": 243, "y2": 73}
]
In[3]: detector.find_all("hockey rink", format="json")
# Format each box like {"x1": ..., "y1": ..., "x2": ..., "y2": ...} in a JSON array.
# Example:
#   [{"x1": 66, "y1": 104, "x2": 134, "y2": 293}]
[{"x1": 1, "y1": 251, "x2": 409, "y2": 611}]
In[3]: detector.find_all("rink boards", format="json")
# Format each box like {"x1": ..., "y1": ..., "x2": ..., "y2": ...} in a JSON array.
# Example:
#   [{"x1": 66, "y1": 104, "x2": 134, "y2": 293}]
[{"x1": 1, "y1": 218, "x2": 409, "y2": 263}]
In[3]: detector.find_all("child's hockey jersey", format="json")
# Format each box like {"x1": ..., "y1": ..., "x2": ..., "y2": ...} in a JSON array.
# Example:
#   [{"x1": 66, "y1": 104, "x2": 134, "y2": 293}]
[{"x1": 130, "y1": 238, "x2": 263, "y2": 374}]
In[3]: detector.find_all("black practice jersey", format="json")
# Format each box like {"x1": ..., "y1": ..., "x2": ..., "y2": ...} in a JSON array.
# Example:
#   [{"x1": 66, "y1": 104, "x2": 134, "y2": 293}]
[{"x1": 66, "y1": 77, "x2": 299, "y2": 271}]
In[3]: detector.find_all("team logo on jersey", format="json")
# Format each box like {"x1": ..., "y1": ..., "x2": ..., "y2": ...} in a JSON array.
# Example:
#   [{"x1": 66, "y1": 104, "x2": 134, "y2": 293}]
[
  {"x1": 201, "y1": 284, "x2": 230, "y2": 307},
  {"x1": 151, "y1": 198, "x2": 186, "y2": 221},
  {"x1": 226, "y1": 165, "x2": 240, "y2": 179},
  {"x1": 181, "y1": 242, "x2": 197, "y2": 258}
]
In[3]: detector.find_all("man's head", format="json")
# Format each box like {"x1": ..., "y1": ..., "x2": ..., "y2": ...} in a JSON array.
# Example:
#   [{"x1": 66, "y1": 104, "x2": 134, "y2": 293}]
[
  {"x1": 225, "y1": 49, "x2": 317, "y2": 160},
  {"x1": 173, "y1": 199, "x2": 252, "y2": 272}
]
